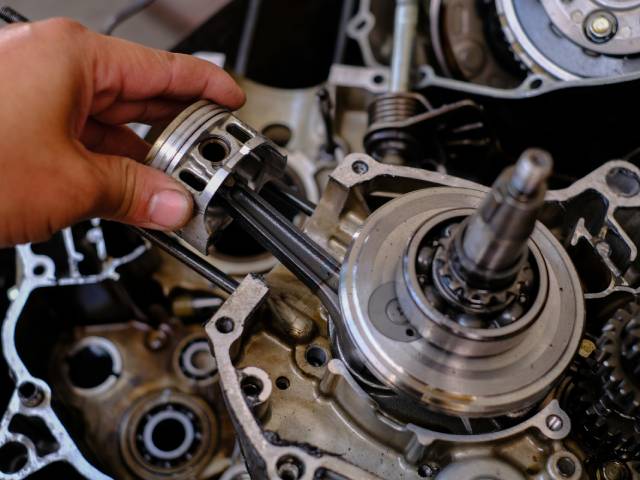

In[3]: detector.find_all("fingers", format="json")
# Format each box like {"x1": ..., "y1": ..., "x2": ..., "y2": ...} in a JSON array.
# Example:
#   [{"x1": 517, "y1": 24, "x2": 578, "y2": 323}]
[
  {"x1": 89, "y1": 33, "x2": 245, "y2": 119},
  {"x1": 81, "y1": 120, "x2": 150, "y2": 162},
  {"x1": 88, "y1": 152, "x2": 193, "y2": 230},
  {"x1": 91, "y1": 98, "x2": 188, "y2": 125}
]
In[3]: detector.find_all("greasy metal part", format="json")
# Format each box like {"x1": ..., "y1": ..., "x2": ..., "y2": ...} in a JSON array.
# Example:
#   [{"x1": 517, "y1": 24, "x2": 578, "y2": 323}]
[
  {"x1": 340, "y1": 179, "x2": 583, "y2": 417},
  {"x1": 133, "y1": 228, "x2": 239, "y2": 294},
  {"x1": 205, "y1": 274, "x2": 581, "y2": 479},
  {"x1": 207, "y1": 79, "x2": 327, "y2": 277},
  {"x1": 218, "y1": 183, "x2": 340, "y2": 321},
  {"x1": 145, "y1": 100, "x2": 287, "y2": 254},
  {"x1": 360, "y1": 0, "x2": 425, "y2": 165},
  {"x1": 261, "y1": 181, "x2": 316, "y2": 217},
  {"x1": 496, "y1": 0, "x2": 640, "y2": 79},
  {"x1": 0, "y1": 222, "x2": 147, "y2": 479},
  {"x1": 447, "y1": 148, "x2": 552, "y2": 292},
  {"x1": 567, "y1": 302, "x2": 640, "y2": 461},
  {"x1": 390, "y1": 0, "x2": 418, "y2": 93},
  {"x1": 429, "y1": 0, "x2": 522, "y2": 88},
  {"x1": 364, "y1": 91, "x2": 487, "y2": 165},
  {"x1": 51, "y1": 321, "x2": 232, "y2": 479},
  {"x1": 364, "y1": 93, "x2": 425, "y2": 164},
  {"x1": 545, "y1": 161, "x2": 640, "y2": 301},
  {"x1": 146, "y1": 100, "x2": 341, "y2": 320},
  {"x1": 541, "y1": 0, "x2": 640, "y2": 55},
  {"x1": 11, "y1": 7, "x2": 640, "y2": 480}
]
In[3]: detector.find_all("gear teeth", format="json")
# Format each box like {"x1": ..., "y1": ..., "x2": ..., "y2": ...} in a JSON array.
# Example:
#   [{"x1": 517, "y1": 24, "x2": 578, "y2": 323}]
[
  {"x1": 565, "y1": 302, "x2": 640, "y2": 460},
  {"x1": 431, "y1": 232, "x2": 527, "y2": 312}
]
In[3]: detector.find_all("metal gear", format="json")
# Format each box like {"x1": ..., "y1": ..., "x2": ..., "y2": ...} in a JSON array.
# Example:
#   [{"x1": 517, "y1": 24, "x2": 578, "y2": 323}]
[
  {"x1": 597, "y1": 303, "x2": 640, "y2": 418},
  {"x1": 428, "y1": 222, "x2": 534, "y2": 317},
  {"x1": 576, "y1": 377, "x2": 640, "y2": 460},
  {"x1": 566, "y1": 302, "x2": 640, "y2": 461},
  {"x1": 495, "y1": 0, "x2": 640, "y2": 80}
]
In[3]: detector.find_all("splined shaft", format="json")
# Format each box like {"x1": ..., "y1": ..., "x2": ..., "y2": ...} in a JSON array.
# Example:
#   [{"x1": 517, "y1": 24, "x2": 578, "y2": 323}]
[{"x1": 450, "y1": 149, "x2": 553, "y2": 291}]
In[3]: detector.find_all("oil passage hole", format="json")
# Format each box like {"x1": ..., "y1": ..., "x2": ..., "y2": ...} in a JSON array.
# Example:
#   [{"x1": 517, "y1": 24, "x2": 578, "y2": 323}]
[
  {"x1": 305, "y1": 345, "x2": 328, "y2": 367},
  {"x1": 275, "y1": 376, "x2": 290, "y2": 390},
  {"x1": 199, "y1": 137, "x2": 229, "y2": 163}
]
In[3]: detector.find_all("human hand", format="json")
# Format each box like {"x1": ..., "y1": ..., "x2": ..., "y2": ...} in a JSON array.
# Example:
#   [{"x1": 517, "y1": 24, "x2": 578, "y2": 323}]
[{"x1": 0, "y1": 18, "x2": 244, "y2": 247}]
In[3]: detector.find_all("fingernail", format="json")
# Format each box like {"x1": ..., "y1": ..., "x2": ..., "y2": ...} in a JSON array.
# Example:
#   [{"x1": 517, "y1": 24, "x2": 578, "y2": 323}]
[{"x1": 148, "y1": 190, "x2": 192, "y2": 229}]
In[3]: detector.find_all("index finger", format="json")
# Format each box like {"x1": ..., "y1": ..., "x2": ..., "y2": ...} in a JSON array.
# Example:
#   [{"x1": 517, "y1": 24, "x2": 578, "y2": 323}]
[{"x1": 89, "y1": 33, "x2": 245, "y2": 115}]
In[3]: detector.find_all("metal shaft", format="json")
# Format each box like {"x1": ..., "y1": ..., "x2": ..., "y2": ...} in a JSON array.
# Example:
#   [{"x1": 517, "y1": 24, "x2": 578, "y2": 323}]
[
  {"x1": 390, "y1": 0, "x2": 418, "y2": 93},
  {"x1": 0, "y1": 6, "x2": 28, "y2": 23},
  {"x1": 219, "y1": 183, "x2": 340, "y2": 293},
  {"x1": 218, "y1": 183, "x2": 341, "y2": 321},
  {"x1": 133, "y1": 227, "x2": 239, "y2": 294},
  {"x1": 451, "y1": 149, "x2": 553, "y2": 289}
]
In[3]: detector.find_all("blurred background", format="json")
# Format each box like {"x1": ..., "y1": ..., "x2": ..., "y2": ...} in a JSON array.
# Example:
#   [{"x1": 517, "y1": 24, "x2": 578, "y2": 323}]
[{"x1": 6, "y1": 0, "x2": 231, "y2": 48}]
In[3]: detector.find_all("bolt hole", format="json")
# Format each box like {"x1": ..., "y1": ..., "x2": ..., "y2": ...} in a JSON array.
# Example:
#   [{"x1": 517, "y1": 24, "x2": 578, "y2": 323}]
[
  {"x1": 241, "y1": 376, "x2": 263, "y2": 399},
  {"x1": 354, "y1": 19, "x2": 367, "y2": 31},
  {"x1": 557, "y1": 456, "x2": 576, "y2": 477},
  {"x1": 17, "y1": 382, "x2": 42, "y2": 407},
  {"x1": 215, "y1": 316, "x2": 234, "y2": 334},
  {"x1": 0, "y1": 442, "x2": 28, "y2": 474},
  {"x1": 199, "y1": 137, "x2": 229, "y2": 164},
  {"x1": 32, "y1": 265, "x2": 45, "y2": 276},
  {"x1": 406, "y1": 328, "x2": 415, "y2": 337},
  {"x1": 261, "y1": 123, "x2": 292, "y2": 148},
  {"x1": 352, "y1": 160, "x2": 369, "y2": 174},
  {"x1": 529, "y1": 78, "x2": 543, "y2": 89},
  {"x1": 277, "y1": 455, "x2": 304, "y2": 480},
  {"x1": 372, "y1": 74, "x2": 385, "y2": 85},
  {"x1": 305, "y1": 345, "x2": 328, "y2": 368},
  {"x1": 275, "y1": 376, "x2": 290, "y2": 390},
  {"x1": 606, "y1": 167, "x2": 640, "y2": 197}
]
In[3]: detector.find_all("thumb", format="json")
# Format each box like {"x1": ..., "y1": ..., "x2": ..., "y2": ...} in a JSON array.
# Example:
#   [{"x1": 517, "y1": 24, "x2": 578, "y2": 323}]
[{"x1": 90, "y1": 153, "x2": 193, "y2": 230}]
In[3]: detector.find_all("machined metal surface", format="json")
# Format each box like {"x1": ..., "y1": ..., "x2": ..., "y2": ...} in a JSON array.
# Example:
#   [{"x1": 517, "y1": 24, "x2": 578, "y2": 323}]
[
  {"x1": 145, "y1": 100, "x2": 287, "y2": 254},
  {"x1": 496, "y1": 0, "x2": 640, "y2": 79},
  {"x1": 8, "y1": 3, "x2": 640, "y2": 478},
  {"x1": 339, "y1": 185, "x2": 583, "y2": 417},
  {"x1": 0, "y1": 222, "x2": 147, "y2": 480}
]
